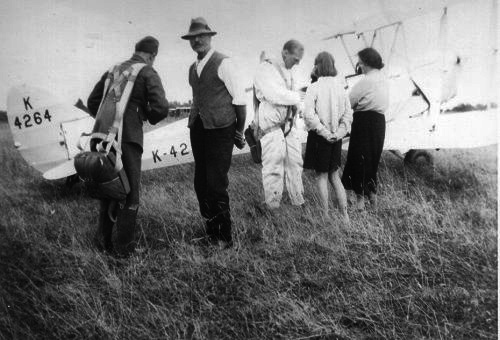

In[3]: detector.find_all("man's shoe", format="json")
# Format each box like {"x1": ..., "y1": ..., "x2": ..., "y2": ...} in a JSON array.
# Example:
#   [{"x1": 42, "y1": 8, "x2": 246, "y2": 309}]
[
  {"x1": 205, "y1": 219, "x2": 220, "y2": 245},
  {"x1": 216, "y1": 226, "x2": 233, "y2": 250},
  {"x1": 368, "y1": 192, "x2": 378, "y2": 209},
  {"x1": 205, "y1": 219, "x2": 218, "y2": 237},
  {"x1": 93, "y1": 234, "x2": 115, "y2": 254},
  {"x1": 115, "y1": 206, "x2": 138, "y2": 257},
  {"x1": 95, "y1": 200, "x2": 115, "y2": 253},
  {"x1": 355, "y1": 194, "x2": 365, "y2": 211}
]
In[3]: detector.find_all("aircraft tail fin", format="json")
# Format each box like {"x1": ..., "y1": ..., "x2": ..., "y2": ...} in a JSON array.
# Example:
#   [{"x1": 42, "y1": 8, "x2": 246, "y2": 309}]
[{"x1": 6, "y1": 85, "x2": 94, "y2": 178}]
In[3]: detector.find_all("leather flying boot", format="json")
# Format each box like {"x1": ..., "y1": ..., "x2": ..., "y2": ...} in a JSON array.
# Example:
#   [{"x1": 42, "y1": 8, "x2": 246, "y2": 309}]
[
  {"x1": 200, "y1": 199, "x2": 211, "y2": 219},
  {"x1": 94, "y1": 199, "x2": 115, "y2": 253},
  {"x1": 205, "y1": 217, "x2": 219, "y2": 244},
  {"x1": 217, "y1": 210, "x2": 233, "y2": 249},
  {"x1": 115, "y1": 206, "x2": 138, "y2": 257}
]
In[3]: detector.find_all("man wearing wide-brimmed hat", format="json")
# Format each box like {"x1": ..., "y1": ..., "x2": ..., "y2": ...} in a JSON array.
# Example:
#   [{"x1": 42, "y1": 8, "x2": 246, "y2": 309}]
[{"x1": 182, "y1": 17, "x2": 247, "y2": 249}]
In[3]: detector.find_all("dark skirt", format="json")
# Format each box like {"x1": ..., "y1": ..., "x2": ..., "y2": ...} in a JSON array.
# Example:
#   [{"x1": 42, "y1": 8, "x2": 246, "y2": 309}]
[
  {"x1": 341, "y1": 110, "x2": 386, "y2": 196},
  {"x1": 303, "y1": 130, "x2": 342, "y2": 173}
]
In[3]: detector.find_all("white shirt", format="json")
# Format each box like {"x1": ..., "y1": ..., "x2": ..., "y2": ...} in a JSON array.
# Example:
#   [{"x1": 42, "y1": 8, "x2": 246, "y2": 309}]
[
  {"x1": 349, "y1": 69, "x2": 389, "y2": 114},
  {"x1": 303, "y1": 76, "x2": 353, "y2": 138},
  {"x1": 195, "y1": 48, "x2": 247, "y2": 106},
  {"x1": 253, "y1": 59, "x2": 301, "y2": 131}
]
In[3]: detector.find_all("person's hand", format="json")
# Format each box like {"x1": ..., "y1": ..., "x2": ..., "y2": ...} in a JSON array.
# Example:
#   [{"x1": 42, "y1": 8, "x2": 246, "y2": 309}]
[
  {"x1": 316, "y1": 125, "x2": 336, "y2": 143},
  {"x1": 292, "y1": 104, "x2": 304, "y2": 119},
  {"x1": 333, "y1": 126, "x2": 347, "y2": 140},
  {"x1": 234, "y1": 130, "x2": 246, "y2": 149},
  {"x1": 324, "y1": 131, "x2": 337, "y2": 143},
  {"x1": 293, "y1": 103, "x2": 305, "y2": 117},
  {"x1": 326, "y1": 135, "x2": 338, "y2": 143},
  {"x1": 298, "y1": 90, "x2": 306, "y2": 101},
  {"x1": 297, "y1": 107, "x2": 304, "y2": 119}
]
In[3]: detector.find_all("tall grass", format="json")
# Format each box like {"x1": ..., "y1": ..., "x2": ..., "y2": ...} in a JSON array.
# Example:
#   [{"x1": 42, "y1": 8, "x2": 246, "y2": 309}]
[{"x1": 0, "y1": 121, "x2": 497, "y2": 339}]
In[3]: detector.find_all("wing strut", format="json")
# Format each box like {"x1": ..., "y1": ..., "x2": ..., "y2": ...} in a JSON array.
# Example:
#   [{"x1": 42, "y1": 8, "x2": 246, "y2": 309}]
[
  {"x1": 339, "y1": 35, "x2": 356, "y2": 70},
  {"x1": 324, "y1": 31, "x2": 357, "y2": 72},
  {"x1": 387, "y1": 22, "x2": 402, "y2": 69}
]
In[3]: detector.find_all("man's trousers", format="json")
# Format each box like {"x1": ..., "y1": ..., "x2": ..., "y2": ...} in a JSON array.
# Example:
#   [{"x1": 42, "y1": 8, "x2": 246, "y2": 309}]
[
  {"x1": 97, "y1": 142, "x2": 142, "y2": 254},
  {"x1": 260, "y1": 128, "x2": 305, "y2": 208},
  {"x1": 190, "y1": 116, "x2": 236, "y2": 242}
]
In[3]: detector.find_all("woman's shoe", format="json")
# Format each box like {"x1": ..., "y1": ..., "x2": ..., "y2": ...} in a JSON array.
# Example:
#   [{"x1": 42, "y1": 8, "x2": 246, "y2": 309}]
[{"x1": 368, "y1": 192, "x2": 378, "y2": 209}]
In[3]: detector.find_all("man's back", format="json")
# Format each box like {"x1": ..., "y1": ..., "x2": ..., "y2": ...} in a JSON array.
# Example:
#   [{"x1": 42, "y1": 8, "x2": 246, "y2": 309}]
[
  {"x1": 89, "y1": 35, "x2": 169, "y2": 258},
  {"x1": 87, "y1": 53, "x2": 169, "y2": 147}
]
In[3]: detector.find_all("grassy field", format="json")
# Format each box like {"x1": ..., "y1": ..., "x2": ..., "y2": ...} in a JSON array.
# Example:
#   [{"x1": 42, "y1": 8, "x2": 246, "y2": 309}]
[{"x1": 0, "y1": 120, "x2": 497, "y2": 339}]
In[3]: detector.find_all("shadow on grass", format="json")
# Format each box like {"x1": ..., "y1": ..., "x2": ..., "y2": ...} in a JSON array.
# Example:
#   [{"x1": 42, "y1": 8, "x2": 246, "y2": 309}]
[
  {"x1": 35, "y1": 178, "x2": 91, "y2": 202},
  {"x1": 378, "y1": 150, "x2": 488, "y2": 202}
]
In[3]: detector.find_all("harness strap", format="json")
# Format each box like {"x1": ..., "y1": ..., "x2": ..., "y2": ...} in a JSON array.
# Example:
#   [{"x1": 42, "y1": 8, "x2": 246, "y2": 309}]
[
  {"x1": 111, "y1": 63, "x2": 146, "y2": 171},
  {"x1": 114, "y1": 64, "x2": 146, "y2": 142},
  {"x1": 96, "y1": 64, "x2": 117, "y2": 114},
  {"x1": 256, "y1": 59, "x2": 297, "y2": 139},
  {"x1": 271, "y1": 62, "x2": 297, "y2": 138},
  {"x1": 92, "y1": 62, "x2": 146, "y2": 172},
  {"x1": 283, "y1": 106, "x2": 297, "y2": 138},
  {"x1": 108, "y1": 69, "x2": 130, "y2": 100},
  {"x1": 89, "y1": 132, "x2": 108, "y2": 141},
  {"x1": 252, "y1": 86, "x2": 260, "y2": 139}
]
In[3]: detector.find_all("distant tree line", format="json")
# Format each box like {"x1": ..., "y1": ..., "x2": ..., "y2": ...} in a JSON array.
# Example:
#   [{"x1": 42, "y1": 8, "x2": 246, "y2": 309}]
[
  {"x1": 74, "y1": 98, "x2": 191, "y2": 114},
  {"x1": 444, "y1": 102, "x2": 497, "y2": 113},
  {"x1": 74, "y1": 98, "x2": 191, "y2": 121},
  {"x1": 169, "y1": 100, "x2": 192, "y2": 108},
  {"x1": 0, "y1": 110, "x2": 6, "y2": 122}
]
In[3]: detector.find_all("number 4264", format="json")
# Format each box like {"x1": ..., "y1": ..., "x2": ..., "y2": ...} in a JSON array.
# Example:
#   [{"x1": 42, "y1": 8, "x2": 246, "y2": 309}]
[{"x1": 14, "y1": 109, "x2": 52, "y2": 129}]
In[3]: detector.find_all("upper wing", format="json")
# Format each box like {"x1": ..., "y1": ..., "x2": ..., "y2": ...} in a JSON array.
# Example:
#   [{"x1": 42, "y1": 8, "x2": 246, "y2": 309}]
[{"x1": 324, "y1": 0, "x2": 469, "y2": 40}]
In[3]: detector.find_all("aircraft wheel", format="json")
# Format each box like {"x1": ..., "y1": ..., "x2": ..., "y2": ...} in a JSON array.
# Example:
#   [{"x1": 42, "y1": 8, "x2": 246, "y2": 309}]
[
  {"x1": 404, "y1": 149, "x2": 434, "y2": 166},
  {"x1": 65, "y1": 174, "x2": 80, "y2": 187}
]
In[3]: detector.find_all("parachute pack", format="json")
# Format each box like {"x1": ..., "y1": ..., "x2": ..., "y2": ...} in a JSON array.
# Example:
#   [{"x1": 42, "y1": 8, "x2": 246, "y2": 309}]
[{"x1": 74, "y1": 62, "x2": 146, "y2": 200}]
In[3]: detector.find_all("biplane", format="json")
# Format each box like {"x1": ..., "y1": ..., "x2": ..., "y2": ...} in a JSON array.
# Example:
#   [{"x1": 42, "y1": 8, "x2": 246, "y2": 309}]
[{"x1": 5, "y1": 0, "x2": 497, "y2": 181}]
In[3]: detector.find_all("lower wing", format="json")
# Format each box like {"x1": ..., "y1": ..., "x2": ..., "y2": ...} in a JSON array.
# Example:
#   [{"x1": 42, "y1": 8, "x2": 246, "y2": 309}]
[{"x1": 383, "y1": 109, "x2": 498, "y2": 150}]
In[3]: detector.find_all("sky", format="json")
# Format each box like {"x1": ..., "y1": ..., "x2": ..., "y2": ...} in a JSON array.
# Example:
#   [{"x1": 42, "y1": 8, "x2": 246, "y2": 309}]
[{"x1": 0, "y1": 0, "x2": 497, "y2": 110}]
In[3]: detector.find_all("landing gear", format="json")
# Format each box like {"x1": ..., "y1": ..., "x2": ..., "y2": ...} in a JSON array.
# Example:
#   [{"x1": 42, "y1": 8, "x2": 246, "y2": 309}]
[{"x1": 404, "y1": 149, "x2": 434, "y2": 166}]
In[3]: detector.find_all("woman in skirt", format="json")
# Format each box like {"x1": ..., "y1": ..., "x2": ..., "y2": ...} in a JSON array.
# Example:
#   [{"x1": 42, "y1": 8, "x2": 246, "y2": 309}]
[
  {"x1": 341, "y1": 47, "x2": 389, "y2": 210},
  {"x1": 303, "y1": 51, "x2": 353, "y2": 222}
]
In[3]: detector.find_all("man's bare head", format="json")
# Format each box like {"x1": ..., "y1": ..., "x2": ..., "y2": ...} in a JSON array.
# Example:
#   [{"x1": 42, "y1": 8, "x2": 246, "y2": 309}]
[{"x1": 282, "y1": 39, "x2": 304, "y2": 69}]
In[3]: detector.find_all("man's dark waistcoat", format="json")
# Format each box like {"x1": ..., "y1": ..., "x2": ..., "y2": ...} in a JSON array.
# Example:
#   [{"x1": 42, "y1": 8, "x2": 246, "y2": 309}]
[{"x1": 188, "y1": 51, "x2": 236, "y2": 129}]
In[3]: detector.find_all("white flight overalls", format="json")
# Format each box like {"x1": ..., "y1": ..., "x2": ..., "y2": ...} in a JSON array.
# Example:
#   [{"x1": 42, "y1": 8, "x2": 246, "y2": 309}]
[{"x1": 254, "y1": 58, "x2": 305, "y2": 208}]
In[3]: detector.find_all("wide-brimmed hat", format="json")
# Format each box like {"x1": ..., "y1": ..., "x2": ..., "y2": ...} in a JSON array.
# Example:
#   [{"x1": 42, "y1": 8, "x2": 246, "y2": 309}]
[{"x1": 181, "y1": 17, "x2": 217, "y2": 40}]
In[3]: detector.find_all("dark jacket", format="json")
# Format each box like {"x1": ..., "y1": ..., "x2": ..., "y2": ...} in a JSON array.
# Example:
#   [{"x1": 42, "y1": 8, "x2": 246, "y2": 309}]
[
  {"x1": 87, "y1": 54, "x2": 169, "y2": 148},
  {"x1": 188, "y1": 51, "x2": 236, "y2": 129}
]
